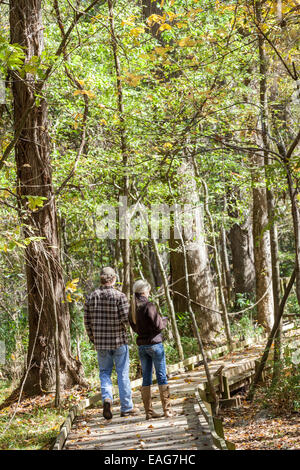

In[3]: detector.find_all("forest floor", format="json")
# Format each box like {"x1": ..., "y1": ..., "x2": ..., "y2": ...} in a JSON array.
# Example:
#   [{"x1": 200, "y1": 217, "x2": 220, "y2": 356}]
[
  {"x1": 220, "y1": 402, "x2": 300, "y2": 450},
  {"x1": 219, "y1": 387, "x2": 300, "y2": 450},
  {"x1": 0, "y1": 380, "x2": 98, "y2": 450}
]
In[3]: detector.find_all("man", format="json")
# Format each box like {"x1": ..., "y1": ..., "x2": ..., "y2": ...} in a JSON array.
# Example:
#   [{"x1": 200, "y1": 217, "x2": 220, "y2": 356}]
[{"x1": 84, "y1": 267, "x2": 139, "y2": 420}]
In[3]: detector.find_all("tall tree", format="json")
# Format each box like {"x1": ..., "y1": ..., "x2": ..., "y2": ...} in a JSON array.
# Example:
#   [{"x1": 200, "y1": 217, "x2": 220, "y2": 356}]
[
  {"x1": 170, "y1": 161, "x2": 224, "y2": 346},
  {"x1": 252, "y1": 155, "x2": 274, "y2": 332},
  {"x1": 255, "y1": 0, "x2": 281, "y2": 379},
  {"x1": 228, "y1": 195, "x2": 256, "y2": 296},
  {"x1": 108, "y1": 0, "x2": 131, "y2": 298},
  {"x1": 9, "y1": 0, "x2": 85, "y2": 395}
]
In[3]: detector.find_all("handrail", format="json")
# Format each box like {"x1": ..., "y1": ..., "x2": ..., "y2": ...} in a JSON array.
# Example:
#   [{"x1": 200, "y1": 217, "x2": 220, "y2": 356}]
[{"x1": 195, "y1": 385, "x2": 235, "y2": 450}]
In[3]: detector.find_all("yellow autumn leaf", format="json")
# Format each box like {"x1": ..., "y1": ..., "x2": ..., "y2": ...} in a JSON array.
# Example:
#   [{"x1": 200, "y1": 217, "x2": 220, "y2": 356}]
[
  {"x1": 66, "y1": 278, "x2": 79, "y2": 293},
  {"x1": 147, "y1": 14, "x2": 165, "y2": 26},
  {"x1": 159, "y1": 23, "x2": 172, "y2": 32},
  {"x1": 121, "y1": 18, "x2": 135, "y2": 27},
  {"x1": 1, "y1": 190, "x2": 10, "y2": 199},
  {"x1": 187, "y1": 8, "x2": 203, "y2": 17},
  {"x1": 178, "y1": 37, "x2": 197, "y2": 47},
  {"x1": 129, "y1": 27, "x2": 145, "y2": 37},
  {"x1": 155, "y1": 46, "x2": 168, "y2": 56},
  {"x1": 163, "y1": 142, "x2": 173, "y2": 149},
  {"x1": 73, "y1": 113, "x2": 83, "y2": 130},
  {"x1": 176, "y1": 22, "x2": 188, "y2": 29},
  {"x1": 74, "y1": 89, "x2": 96, "y2": 99},
  {"x1": 124, "y1": 72, "x2": 143, "y2": 87},
  {"x1": 166, "y1": 11, "x2": 178, "y2": 22},
  {"x1": 66, "y1": 293, "x2": 72, "y2": 303}
]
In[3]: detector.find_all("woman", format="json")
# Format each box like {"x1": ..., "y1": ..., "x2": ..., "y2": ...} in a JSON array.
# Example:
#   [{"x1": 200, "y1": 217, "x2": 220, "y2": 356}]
[{"x1": 129, "y1": 279, "x2": 174, "y2": 420}]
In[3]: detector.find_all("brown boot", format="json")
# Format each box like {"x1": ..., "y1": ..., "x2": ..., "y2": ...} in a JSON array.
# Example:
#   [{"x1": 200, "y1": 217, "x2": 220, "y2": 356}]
[
  {"x1": 103, "y1": 398, "x2": 113, "y2": 420},
  {"x1": 120, "y1": 406, "x2": 140, "y2": 417},
  {"x1": 141, "y1": 386, "x2": 163, "y2": 420},
  {"x1": 158, "y1": 384, "x2": 175, "y2": 418}
]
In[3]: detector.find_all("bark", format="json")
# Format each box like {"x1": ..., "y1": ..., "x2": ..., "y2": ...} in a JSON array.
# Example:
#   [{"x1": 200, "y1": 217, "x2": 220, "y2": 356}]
[
  {"x1": 269, "y1": 200, "x2": 282, "y2": 383},
  {"x1": 228, "y1": 192, "x2": 256, "y2": 295},
  {"x1": 252, "y1": 158, "x2": 274, "y2": 332},
  {"x1": 255, "y1": 1, "x2": 281, "y2": 379},
  {"x1": 9, "y1": 0, "x2": 85, "y2": 395},
  {"x1": 250, "y1": 1, "x2": 274, "y2": 333},
  {"x1": 139, "y1": 242, "x2": 157, "y2": 291},
  {"x1": 169, "y1": 161, "x2": 224, "y2": 347},
  {"x1": 220, "y1": 225, "x2": 232, "y2": 305}
]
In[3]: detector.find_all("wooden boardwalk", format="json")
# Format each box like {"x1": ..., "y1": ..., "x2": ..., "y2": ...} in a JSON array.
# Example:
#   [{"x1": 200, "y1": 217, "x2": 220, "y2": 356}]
[
  {"x1": 64, "y1": 392, "x2": 214, "y2": 450},
  {"x1": 63, "y1": 342, "x2": 270, "y2": 451}
]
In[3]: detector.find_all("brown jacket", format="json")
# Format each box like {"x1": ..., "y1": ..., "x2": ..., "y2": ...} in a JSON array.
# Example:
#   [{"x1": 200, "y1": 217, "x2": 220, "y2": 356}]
[{"x1": 129, "y1": 295, "x2": 167, "y2": 345}]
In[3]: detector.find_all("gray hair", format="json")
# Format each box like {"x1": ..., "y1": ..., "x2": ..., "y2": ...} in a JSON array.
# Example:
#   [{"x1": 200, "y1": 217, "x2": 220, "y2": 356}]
[
  {"x1": 131, "y1": 279, "x2": 151, "y2": 324},
  {"x1": 100, "y1": 267, "x2": 116, "y2": 285},
  {"x1": 133, "y1": 279, "x2": 151, "y2": 294}
]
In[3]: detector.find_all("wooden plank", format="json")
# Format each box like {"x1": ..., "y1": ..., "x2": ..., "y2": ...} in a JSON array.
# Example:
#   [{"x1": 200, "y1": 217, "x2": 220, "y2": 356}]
[
  {"x1": 219, "y1": 397, "x2": 241, "y2": 409},
  {"x1": 222, "y1": 375, "x2": 231, "y2": 399}
]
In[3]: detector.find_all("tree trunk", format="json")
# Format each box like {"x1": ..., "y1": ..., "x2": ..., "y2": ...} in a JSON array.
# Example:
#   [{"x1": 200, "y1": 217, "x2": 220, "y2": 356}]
[
  {"x1": 252, "y1": 158, "x2": 274, "y2": 332},
  {"x1": 108, "y1": 0, "x2": 131, "y2": 299},
  {"x1": 255, "y1": 0, "x2": 281, "y2": 379},
  {"x1": 202, "y1": 180, "x2": 233, "y2": 350},
  {"x1": 251, "y1": 0, "x2": 274, "y2": 333},
  {"x1": 170, "y1": 161, "x2": 224, "y2": 346},
  {"x1": 9, "y1": 0, "x2": 85, "y2": 395},
  {"x1": 220, "y1": 225, "x2": 232, "y2": 305},
  {"x1": 139, "y1": 242, "x2": 158, "y2": 291},
  {"x1": 228, "y1": 192, "x2": 256, "y2": 295}
]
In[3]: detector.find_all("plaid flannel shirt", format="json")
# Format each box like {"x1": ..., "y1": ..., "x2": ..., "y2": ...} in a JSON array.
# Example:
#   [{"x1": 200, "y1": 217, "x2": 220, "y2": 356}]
[{"x1": 84, "y1": 286, "x2": 129, "y2": 350}]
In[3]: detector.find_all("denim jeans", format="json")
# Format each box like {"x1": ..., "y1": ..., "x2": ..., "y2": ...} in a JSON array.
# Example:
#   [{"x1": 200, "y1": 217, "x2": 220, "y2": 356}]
[
  {"x1": 97, "y1": 344, "x2": 133, "y2": 413},
  {"x1": 138, "y1": 343, "x2": 168, "y2": 387}
]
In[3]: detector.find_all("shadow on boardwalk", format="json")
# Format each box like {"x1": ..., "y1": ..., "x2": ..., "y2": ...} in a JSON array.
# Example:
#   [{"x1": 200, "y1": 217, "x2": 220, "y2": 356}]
[{"x1": 64, "y1": 390, "x2": 215, "y2": 450}]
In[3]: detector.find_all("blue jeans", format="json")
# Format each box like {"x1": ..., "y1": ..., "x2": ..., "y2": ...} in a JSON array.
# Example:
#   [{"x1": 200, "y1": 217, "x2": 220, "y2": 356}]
[
  {"x1": 97, "y1": 344, "x2": 133, "y2": 413},
  {"x1": 138, "y1": 343, "x2": 168, "y2": 387}
]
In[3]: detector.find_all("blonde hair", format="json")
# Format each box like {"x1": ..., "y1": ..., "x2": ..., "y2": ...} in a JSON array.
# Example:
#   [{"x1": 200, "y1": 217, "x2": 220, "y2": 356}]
[{"x1": 130, "y1": 279, "x2": 151, "y2": 324}]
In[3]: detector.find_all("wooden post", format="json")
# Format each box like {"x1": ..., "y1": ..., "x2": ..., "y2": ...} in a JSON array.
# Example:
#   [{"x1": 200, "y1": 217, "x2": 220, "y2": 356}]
[{"x1": 222, "y1": 375, "x2": 231, "y2": 399}]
